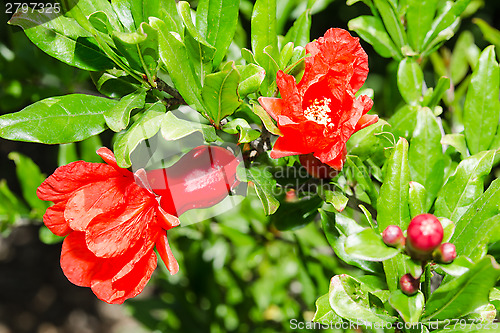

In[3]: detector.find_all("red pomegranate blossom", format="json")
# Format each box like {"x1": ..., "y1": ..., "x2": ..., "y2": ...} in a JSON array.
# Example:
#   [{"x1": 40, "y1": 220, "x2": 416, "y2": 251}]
[
  {"x1": 258, "y1": 28, "x2": 378, "y2": 170},
  {"x1": 37, "y1": 147, "x2": 180, "y2": 304}
]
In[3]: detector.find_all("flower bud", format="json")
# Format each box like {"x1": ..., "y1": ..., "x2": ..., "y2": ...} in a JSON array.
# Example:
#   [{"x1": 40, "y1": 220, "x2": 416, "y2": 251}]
[
  {"x1": 382, "y1": 225, "x2": 405, "y2": 248},
  {"x1": 299, "y1": 153, "x2": 340, "y2": 179},
  {"x1": 406, "y1": 214, "x2": 443, "y2": 259},
  {"x1": 400, "y1": 273, "x2": 420, "y2": 296},
  {"x1": 433, "y1": 242, "x2": 457, "y2": 264}
]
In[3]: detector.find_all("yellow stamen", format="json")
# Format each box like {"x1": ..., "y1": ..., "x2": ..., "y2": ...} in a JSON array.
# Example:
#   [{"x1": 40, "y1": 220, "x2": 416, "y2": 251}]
[{"x1": 303, "y1": 98, "x2": 331, "y2": 126}]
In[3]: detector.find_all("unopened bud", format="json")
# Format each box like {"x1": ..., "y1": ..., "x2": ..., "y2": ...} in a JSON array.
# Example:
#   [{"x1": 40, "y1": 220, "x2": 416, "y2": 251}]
[
  {"x1": 382, "y1": 225, "x2": 405, "y2": 248},
  {"x1": 406, "y1": 214, "x2": 443, "y2": 259},
  {"x1": 433, "y1": 242, "x2": 457, "y2": 264},
  {"x1": 400, "y1": 273, "x2": 420, "y2": 296}
]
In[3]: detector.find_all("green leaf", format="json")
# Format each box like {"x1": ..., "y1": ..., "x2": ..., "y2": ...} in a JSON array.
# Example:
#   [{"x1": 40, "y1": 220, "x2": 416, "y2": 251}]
[
  {"x1": 251, "y1": 0, "x2": 278, "y2": 94},
  {"x1": 58, "y1": 143, "x2": 78, "y2": 166},
  {"x1": 347, "y1": 119, "x2": 389, "y2": 158},
  {"x1": 202, "y1": 63, "x2": 242, "y2": 125},
  {"x1": 426, "y1": 76, "x2": 451, "y2": 108},
  {"x1": 372, "y1": 0, "x2": 406, "y2": 49},
  {"x1": 438, "y1": 217, "x2": 455, "y2": 243},
  {"x1": 422, "y1": 256, "x2": 500, "y2": 321},
  {"x1": 252, "y1": 103, "x2": 282, "y2": 136},
  {"x1": 113, "y1": 102, "x2": 166, "y2": 168},
  {"x1": 441, "y1": 133, "x2": 468, "y2": 158},
  {"x1": 389, "y1": 290, "x2": 425, "y2": 324},
  {"x1": 8, "y1": 12, "x2": 113, "y2": 71},
  {"x1": 388, "y1": 105, "x2": 419, "y2": 140},
  {"x1": 8, "y1": 152, "x2": 49, "y2": 214},
  {"x1": 320, "y1": 209, "x2": 382, "y2": 273},
  {"x1": 406, "y1": 0, "x2": 438, "y2": 52},
  {"x1": 436, "y1": 256, "x2": 474, "y2": 277},
  {"x1": 79, "y1": 136, "x2": 104, "y2": 163},
  {"x1": 404, "y1": 257, "x2": 423, "y2": 279},
  {"x1": 196, "y1": 0, "x2": 239, "y2": 67},
  {"x1": 397, "y1": 58, "x2": 424, "y2": 105},
  {"x1": 312, "y1": 293, "x2": 342, "y2": 324},
  {"x1": 345, "y1": 228, "x2": 400, "y2": 261},
  {"x1": 0, "y1": 180, "x2": 28, "y2": 230},
  {"x1": 271, "y1": 195, "x2": 322, "y2": 231},
  {"x1": 0, "y1": 94, "x2": 117, "y2": 144},
  {"x1": 451, "y1": 31, "x2": 474, "y2": 84},
  {"x1": 474, "y1": 18, "x2": 500, "y2": 51},
  {"x1": 451, "y1": 178, "x2": 500, "y2": 262},
  {"x1": 329, "y1": 275, "x2": 397, "y2": 325},
  {"x1": 151, "y1": 17, "x2": 205, "y2": 112},
  {"x1": 377, "y1": 138, "x2": 411, "y2": 291},
  {"x1": 222, "y1": 119, "x2": 261, "y2": 143},
  {"x1": 463, "y1": 45, "x2": 500, "y2": 155},
  {"x1": 348, "y1": 15, "x2": 402, "y2": 60},
  {"x1": 90, "y1": 70, "x2": 140, "y2": 99},
  {"x1": 434, "y1": 150, "x2": 495, "y2": 223},
  {"x1": 104, "y1": 88, "x2": 147, "y2": 132},
  {"x1": 409, "y1": 181, "x2": 427, "y2": 217},
  {"x1": 247, "y1": 166, "x2": 280, "y2": 215},
  {"x1": 238, "y1": 64, "x2": 266, "y2": 97},
  {"x1": 422, "y1": 0, "x2": 471, "y2": 51},
  {"x1": 283, "y1": 9, "x2": 311, "y2": 47},
  {"x1": 161, "y1": 112, "x2": 217, "y2": 142},
  {"x1": 346, "y1": 157, "x2": 378, "y2": 208},
  {"x1": 409, "y1": 107, "x2": 445, "y2": 210},
  {"x1": 317, "y1": 186, "x2": 349, "y2": 212}
]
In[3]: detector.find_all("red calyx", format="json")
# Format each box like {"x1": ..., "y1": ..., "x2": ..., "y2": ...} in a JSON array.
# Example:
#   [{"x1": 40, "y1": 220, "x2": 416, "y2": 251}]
[
  {"x1": 406, "y1": 214, "x2": 443, "y2": 259},
  {"x1": 146, "y1": 146, "x2": 240, "y2": 216},
  {"x1": 400, "y1": 273, "x2": 420, "y2": 296},
  {"x1": 299, "y1": 153, "x2": 340, "y2": 179},
  {"x1": 433, "y1": 242, "x2": 457, "y2": 264},
  {"x1": 382, "y1": 225, "x2": 405, "y2": 248}
]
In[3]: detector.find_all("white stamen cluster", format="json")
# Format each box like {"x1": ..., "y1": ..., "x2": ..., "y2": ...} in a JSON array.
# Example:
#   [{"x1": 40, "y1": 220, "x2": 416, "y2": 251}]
[{"x1": 303, "y1": 98, "x2": 332, "y2": 126}]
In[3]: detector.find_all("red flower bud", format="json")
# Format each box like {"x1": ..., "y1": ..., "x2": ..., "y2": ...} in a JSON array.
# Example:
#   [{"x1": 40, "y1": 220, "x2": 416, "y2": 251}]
[
  {"x1": 382, "y1": 225, "x2": 405, "y2": 248},
  {"x1": 433, "y1": 242, "x2": 457, "y2": 264},
  {"x1": 299, "y1": 153, "x2": 341, "y2": 179},
  {"x1": 147, "y1": 146, "x2": 241, "y2": 216},
  {"x1": 406, "y1": 214, "x2": 443, "y2": 259},
  {"x1": 400, "y1": 273, "x2": 420, "y2": 296}
]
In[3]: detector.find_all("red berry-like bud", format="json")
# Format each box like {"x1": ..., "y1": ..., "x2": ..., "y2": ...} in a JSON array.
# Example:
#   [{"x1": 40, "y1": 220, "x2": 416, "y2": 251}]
[
  {"x1": 299, "y1": 153, "x2": 341, "y2": 179},
  {"x1": 406, "y1": 214, "x2": 443, "y2": 259},
  {"x1": 433, "y1": 243, "x2": 457, "y2": 264},
  {"x1": 400, "y1": 273, "x2": 420, "y2": 296},
  {"x1": 382, "y1": 225, "x2": 405, "y2": 248}
]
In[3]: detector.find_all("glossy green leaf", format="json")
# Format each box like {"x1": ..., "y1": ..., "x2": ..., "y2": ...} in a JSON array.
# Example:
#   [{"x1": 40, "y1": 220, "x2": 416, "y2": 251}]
[
  {"x1": 104, "y1": 88, "x2": 147, "y2": 132},
  {"x1": 426, "y1": 76, "x2": 451, "y2": 108},
  {"x1": 438, "y1": 217, "x2": 455, "y2": 243},
  {"x1": 111, "y1": 0, "x2": 135, "y2": 31},
  {"x1": 409, "y1": 181, "x2": 427, "y2": 217},
  {"x1": 451, "y1": 178, "x2": 500, "y2": 262},
  {"x1": 329, "y1": 275, "x2": 397, "y2": 325},
  {"x1": 237, "y1": 64, "x2": 266, "y2": 97},
  {"x1": 151, "y1": 17, "x2": 205, "y2": 112},
  {"x1": 251, "y1": 0, "x2": 278, "y2": 94},
  {"x1": 312, "y1": 293, "x2": 342, "y2": 324},
  {"x1": 422, "y1": 256, "x2": 500, "y2": 321},
  {"x1": 8, "y1": 152, "x2": 48, "y2": 213},
  {"x1": 202, "y1": 63, "x2": 242, "y2": 125},
  {"x1": 441, "y1": 133, "x2": 468, "y2": 158},
  {"x1": 422, "y1": 0, "x2": 471, "y2": 51},
  {"x1": 348, "y1": 15, "x2": 401, "y2": 60},
  {"x1": 196, "y1": 0, "x2": 239, "y2": 67},
  {"x1": 378, "y1": 138, "x2": 410, "y2": 291},
  {"x1": 278, "y1": 42, "x2": 294, "y2": 69},
  {"x1": 435, "y1": 150, "x2": 495, "y2": 223},
  {"x1": 58, "y1": 143, "x2": 78, "y2": 166},
  {"x1": 346, "y1": 156, "x2": 378, "y2": 208},
  {"x1": 372, "y1": 0, "x2": 406, "y2": 48},
  {"x1": 247, "y1": 166, "x2": 279, "y2": 215},
  {"x1": 388, "y1": 105, "x2": 419, "y2": 140},
  {"x1": 407, "y1": 0, "x2": 438, "y2": 52},
  {"x1": 272, "y1": 195, "x2": 322, "y2": 231},
  {"x1": 436, "y1": 256, "x2": 474, "y2": 277},
  {"x1": 317, "y1": 186, "x2": 349, "y2": 212},
  {"x1": 71, "y1": 0, "x2": 122, "y2": 30},
  {"x1": 474, "y1": 18, "x2": 500, "y2": 51},
  {"x1": 251, "y1": 104, "x2": 282, "y2": 136},
  {"x1": 222, "y1": 119, "x2": 260, "y2": 143},
  {"x1": 320, "y1": 209, "x2": 381, "y2": 273},
  {"x1": 404, "y1": 257, "x2": 423, "y2": 279},
  {"x1": 283, "y1": 9, "x2": 311, "y2": 47},
  {"x1": 8, "y1": 12, "x2": 113, "y2": 71},
  {"x1": 113, "y1": 102, "x2": 165, "y2": 168},
  {"x1": 409, "y1": 107, "x2": 445, "y2": 210},
  {"x1": 0, "y1": 180, "x2": 28, "y2": 230},
  {"x1": 0, "y1": 94, "x2": 117, "y2": 144},
  {"x1": 345, "y1": 228, "x2": 400, "y2": 261},
  {"x1": 347, "y1": 119, "x2": 389, "y2": 158},
  {"x1": 161, "y1": 112, "x2": 217, "y2": 142},
  {"x1": 397, "y1": 58, "x2": 424, "y2": 105},
  {"x1": 463, "y1": 45, "x2": 500, "y2": 155},
  {"x1": 389, "y1": 290, "x2": 425, "y2": 324},
  {"x1": 451, "y1": 31, "x2": 474, "y2": 84},
  {"x1": 90, "y1": 70, "x2": 139, "y2": 99}
]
